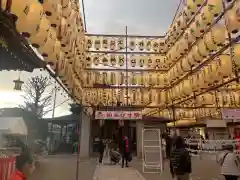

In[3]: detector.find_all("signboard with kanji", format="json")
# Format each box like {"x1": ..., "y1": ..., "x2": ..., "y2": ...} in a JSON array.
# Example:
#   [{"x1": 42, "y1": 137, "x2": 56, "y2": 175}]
[{"x1": 94, "y1": 111, "x2": 142, "y2": 120}]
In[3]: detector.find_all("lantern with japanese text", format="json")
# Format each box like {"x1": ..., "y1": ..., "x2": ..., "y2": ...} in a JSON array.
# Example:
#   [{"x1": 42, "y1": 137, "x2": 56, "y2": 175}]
[
  {"x1": 94, "y1": 37, "x2": 101, "y2": 50},
  {"x1": 192, "y1": 45, "x2": 203, "y2": 64},
  {"x1": 225, "y1": 4, "x2": 240, "y2": 34},
  {"x1": 110, "y1": 38, "x2": 116, "y2": 50},
  {"x1": 156, "y1": 73, "x2": 164, "y2": 87},
  {"x1": 137, "y1": 73, "x2": 144, "y2": 86},
  {"x1": 45, "y1": 40, "x2": 61, "y2": 67},
  {"x1": 86, "y1": 36, "x2": 93, "y2": 49},
  {"x1": 147, "y1": 56, "x2": 154, "y2": 68},
  {"x1": 94, "y1": 72, "x2": 101, "y2": 84},
  {"x1": 179, "y1": 37, "x2": 188, "y2": 55},
  {"x1": 208, "y1": 62, "x2": 219, "y2": 84},
  {"x1": 101, "y1": 56, "x2": 109, "y2": 66},
  {"x1": 102, "y1": 37, "x2": 108, "y2": 49},
  {"x1": 117, "y1": 37, "x2": 124, "y2": 49},
  {"x1": 62, "y1": 0, "x2": 72, "y2": 18},
  {"x1": 93, "y1": 54, "x2": 100, "y2": 66},
  {"x1": 182, "y1": 6, "x2": 191, "y2": 22},
  {"x1": 232, "y1": 43, "x2": 240, "y2": 70},
  {"x1": 154, "y1": 56, "x2": 161, "y2": 69},
  {"x1": 186, "y1": 0, "x2": 198, "y2": 15},
  {"x1": 110, "y1": 55, "x2": 117, "y2": 66},
  {"x1": 38, "y1": 28, "x2": 56, "y2": 58},
  {"x1": 206, "y1": 24, "x2": 227, "y2": 52},
  {"x1": 29, "y1": 16, "x2": 50, "y2": 48},
  {"x1": 85, "y1": 55, "x2": 91, "y2": 68},
  {"x1": 206, "y1": 0, "x2": 223, "y2": 17},
  {"x1": 177, "y1": 14, "x2": 187, "y2": 31},
  {"x1": 152, "y1": 40, "x2": 159, "y2": 52},
  {"x1": 102, "y1": 72, "x2": 109, "y2": 85},
  {"x1": 57, "y1": 54, "x2": 66, "y2": 77},
  {"x1": 42, "y1": 1, "x2": 62, "y2": 28},
  {"x1": 194, "y1": 14, "x2": 206, "y2": 36},
  {"x1": 138, "y1": 40, "x2": 145, "y2": 51},
  {"x1": 185, "y1": 26, "x2": 196, "y2": 45},
  {"x1": 187, "y1": 51, "x2": 195, "y2": 67},
  {"x1": 110, "y1": 72, "x2": 117, "y2": 85},
  {"x1": 216, "y1": 54, "x2": 232, "y2": 78},
  {"x1": 129, "y1": 39, "x2": 136, "y2": 51},
  {"x1": 146, "y1": 39, "x2": 152, "y2": 51},
  {"x1": 118, "y1": 55, "x2": 125, "y2": 66},
  {"x1": 118, "y1": 72, "x2": 125, "y2": 85},
  {"x1": 199, "y1": 67, "x2": 210, "y2": 89},
  {"x1": 16, "y1": 2, "x2": 43, "y2": 38},
  {"x1": 201, "y1": 6, "x2": 214, "y2": 27},
  {"x1": 181, "y1": 57, "x2": 191, "y2": 72},
  {"x1": 138, "y1": 55, "x2": 146, "y2": 67},
  {"x1": 198, "y1": 39, "x2": 209, "y2": 58},
  {"x1": 182, "y1": 79, "x2": 192, "y2": 97},
  {"x1": 130, "y1": 55, "x2": 137, "y2": 67}
]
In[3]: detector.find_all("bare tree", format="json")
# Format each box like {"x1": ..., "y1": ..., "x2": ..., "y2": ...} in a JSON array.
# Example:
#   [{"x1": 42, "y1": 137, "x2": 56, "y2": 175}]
[{"x1": 21, "y1": 75, "x2": 53, "y2": 118}]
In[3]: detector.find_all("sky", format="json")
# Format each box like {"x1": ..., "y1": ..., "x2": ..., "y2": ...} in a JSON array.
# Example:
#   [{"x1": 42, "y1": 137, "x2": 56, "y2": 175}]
[{"x1": 0, "y1": 0, "x2": 180, "y2": 117}]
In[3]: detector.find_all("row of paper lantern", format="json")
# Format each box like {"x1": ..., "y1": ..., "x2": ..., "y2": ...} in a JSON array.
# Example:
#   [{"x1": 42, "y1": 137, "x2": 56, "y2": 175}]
[
  {"x1": 85, "y1": 54, "x2": 168, "y2": 69},
  {"x1": 166, "y1": 0, "x2": 236, "y2": 50},
  {"x1": 82, "y1": 89, "x2": 167, "y2": 106},
  {"x1": 169, "y1": 54, "x2": 233, "y2": 100},
  {"x1": 6, "y1": 0, "x2": 85, "y2": 72},
  {"x1": 85, "y1": 36, "x2": 166, "y2": 52},
  {"x1": 82, "y1": 71, "x2": 168, "y2": 87}
]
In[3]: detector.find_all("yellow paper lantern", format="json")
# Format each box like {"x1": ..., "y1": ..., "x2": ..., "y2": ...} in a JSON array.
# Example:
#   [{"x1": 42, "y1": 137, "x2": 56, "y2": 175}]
[
  {"x1": 130, "y1": 55, "x2": 137, "y2": 67},
  {"x1": 205, "y1": 24, "x2": 227, "y2": 51},
  {"x1": 177, "y1": 14, "x2": 187, "y2": 31},
  {"x1": 194, "y1": 14, "x2": 206, "y2": 36},
  {"x1": 29, "y1": 16, "x2": 50, "y2": 48},
  {"x1": 187, "y1": 51, "x2": 195, "y2": 67},
  {"x1": 181, "y1": 57, "x2": 191, "y2": 72},
  {"x1": 206, "y1": 0, "x2": 223, "y2": 17},
  {"x1": 184, "y1": 26, "x2": 196, "y2": 45},
  {"x1": 145, "y1": 39, "x2": 152, "y2": 51},
  {"x1": 10, "y1": 0, "x2": 32, "y2": 20},
  {"x1": 232, "y1": 43, "x2": 240, "y2": 70},
  {"x1": 94, "y1": 36, "x2": 101, "y2": 50},
  {"x1": 138, "y1": 55, "x2": 146, "y2": 67},
  {"x1": 129, "y1": 39, "x2": 136, "y2": 51},
  {"x1": 16, "y1": 2, "x2": 43, "y2": 38},
  {"x1": 102, "y1": 37, "x2": 108, "y2": 49},
  {"x1": 62, "y1": 0, "x2": 71, "y2": 18},
  {"x1": 118, "y1": 55, "x2": 125, "y2": 66},
  {"x1": 85, "y1": 36, "x2": 93, "y2": 49},
  {"x1": 101, "y1": 55, "x2": 109, "y2": 66},
  {"x1": 186, "y1": 0, "x2": 198, "y2": 15},
  {"x1": 192, "y1": 45, "x2": 203, "y2": 64},
  {"x1": 117, "y1": 37, "x2": 124, "y2": 49},
  {"x1": 152, "y1": 40, "x2": 159, "y2": 52},
  {"x1": 38, "y1": 28, "x2": 56, "y2": 57},
  {"x1": 93, "y1": 54, "x2": 100, "y2": 66},
  {"x1": 178, "y1": 37, "x2": 188, "y2": 55},
  {"x1": 190, "y1": 74, "x2": 198, "y2": 92},
  {"x1": 182, "y1": 79, "x2": 192, "y2": 96},
  {"x1": 138, "y1": 40, "x2": 145, "y2": 51},
  {"x1": 102, "y1": 72, "x2": 109, "y2": 85},
  {"x1": 42, "y1": 1, "x2": 62, "y2": 28},
  {"x1": 110, "y1": 38, "x2": 116, "y2": 50},
  {"x1": 110, "y1": 55, "x2": 117, "y2": 66},
  {"x1": 147, "y1": 56, "x2": 154, "y2": 68},
  {"x1": 225, "y1": 6, "x2": 240, "y2": 34},
  {"x1": 199, "y1": 67, "x2": 210, "y2": 89},
  {"x1": 118, "y1": 72, "x2": 125, "y2": 85},
  {"x1": 198, "y1": 39, "x2": 209, "y2": 58},
  {"x1": 208, "y1": 62, "x2": 219, "y2": 84},
  {"x1": 200, "y1": 6, "x2": 214, "y2": 27},
  {"x1": 182, "y1": 6, "x2": 191, "y2": 22},
  {"x1": 216, "y1": 54, "x2": 232, "y2": 78},
  {"x1": 45, "y1": 40, "x2": 61, "y2": 65},
  {"x1": 130, "y1": 72, "x2": 138, "y2": 85}
]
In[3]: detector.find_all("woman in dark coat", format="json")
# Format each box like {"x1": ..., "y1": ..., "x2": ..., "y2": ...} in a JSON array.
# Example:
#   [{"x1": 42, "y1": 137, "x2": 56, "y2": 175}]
[{"x1": 98, "y1": 139, "x2": 105, "y2": 164}]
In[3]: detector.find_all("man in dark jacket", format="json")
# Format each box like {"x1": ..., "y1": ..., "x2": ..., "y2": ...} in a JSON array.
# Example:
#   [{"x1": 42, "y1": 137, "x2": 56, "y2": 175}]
[
  {"x1": 170, "y1": 136, "x2": 192, "y2": 180},
  {"x1": 98, "y1": 139, "x2": 105, "y2": 164}
]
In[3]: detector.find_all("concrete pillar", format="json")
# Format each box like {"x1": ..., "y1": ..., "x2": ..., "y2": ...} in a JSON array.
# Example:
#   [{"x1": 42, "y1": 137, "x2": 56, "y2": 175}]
[
  {"x1": 136, "y1": 121, "x2": 144, "y2": 159},
  {"x1": 80, "y1": 113, "x2": 91, "y2": 159}
]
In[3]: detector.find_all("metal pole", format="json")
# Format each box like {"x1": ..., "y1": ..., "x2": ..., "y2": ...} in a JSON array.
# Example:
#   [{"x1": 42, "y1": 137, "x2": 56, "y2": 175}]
[
  {"x1": 76, "y1": 104, "x2": 83, "y2": 180},
  {"x1": 125, "y1": 26, "x2": 128, "y2": 106}
]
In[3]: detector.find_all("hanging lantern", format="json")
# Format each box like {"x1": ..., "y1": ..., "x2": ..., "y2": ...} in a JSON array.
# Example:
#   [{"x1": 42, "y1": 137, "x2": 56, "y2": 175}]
[
  {"x1": 182, "y1": 6, "x2": 191, "y2": 23},
  {"x1": 138, "y1": 55, "x2": 146, "y2": 67},
  {"x1": 187, "y1": 51, "x2": 195, "y2": 67},
  {"x1": 110, "y1": 72, "x2": 117, "y2": 85},
  {"x1": 146, "y1": 39, "x2": 152, "y2": 51},
  {"x1": 194, "y1": 14, "x2": 205, "y2": 37},
  {"x1": 198, "y1": 39, "x2": 209, "y2": 58},
  {"x1": 45, "y1": 40, "x2": 61, "y2": 66},
  {"x1": 206, "y1": 0, "x2": 223, "y2": 17},
  {"x1": 200, "y1": 6, "x2": 214, "y2": 28},
  {"x1": 117, "y1": 37, "x2": 124, "y2": 49},
  {"x1": 93, "y1": 54, "x2": 100, "y2": 66},
  {"x1": 86, "y1": 36, "x2": 93, "y2": 49},
  {"x1": 155, "y1": 73, "x2": 163, "y2": 87},
  {"x1": 152, "y1": 40, "x2": 159, "y2": 52},
  {"x1": 130, "y1": 55, "x2": 137, "y2": 67},
  {"x1": 205, "y1": 24, "x2": 227, "y2": 52},
  {"x1": 232, "y1": 43, "x2": 240, "y2": 70},
  {"x1": 67, "y1": 10, "x2": 78, "y2": 28},
  {"x1": 102, "y1": 72, "x2": 109, "y2": 85},
  {"x1": 29, "y1": 16, "x2": 50, "y2": 48},
  {"x1": 137, "y1": 73, "x2": 144, "y2": 86},
  {"x1": 42, "y1": 1, "x2": 62, "y2": 28},
  {"x1": 179, "y1": 37, "x2": 188, "y2": 55},
  {"x1": 147, "y1": 56, "x2": 153, "y2": 68},
  {"x1": 192, "y1": 45, "x2": 203, "y2": 64},
  {"x1": 216, "y1": 55, "x2": 232, "y2": 78},
  {"x1": 138, "y1": 40, "x2": 145, "y2": 51},
  {"x1": 177, "y1": 14, "x2": 187, "y2": 31},
  {"x1": 129, "y1": 39, "x2": 136, "y2": 51},
  {"x1": 13, "y1": 76, "x2": 24, "y2": 91},
  {"x1": 109, "y1": 38, "x2": 116, "y2": 50},
  {"x1": 85, "y1": 55, "x2": 92, "y2": 68},
  {"x1": 118, "y1": 55, "x2": 125, "y2": 66},
  {"x1": 184, "y1": 27, "x2": 196, "y2": 45},
  {"x1": 225, "y1": 6, "x2": 240, "y2": 34},
  {"x1": 94, "y1": 37, "x2": 101, "y2": 50},
  {"x1": 62, "y1": 0, "x2": 72, "y2": 18},
  {"x1": 94, "y1": 72, "x2": 101, "y2": 84},
  {"x1": 38, "y1": 28, "x2": 56, "y2": 58},
  {"x1": 208, "y1": 62, "x2": 219, "y2": 84},
  {"x1": 186, "y1": 0, "x2": 198, "y2": 15},
  {"x1": 101, "y1": 55, "x2": 109, "y2": 66},
  {"x1": 199, "y1": 67, "x2": 210, "y2": 90},
  {"x1": 102, "y1": 37, "x2": 108, "y2": 49},
  {"x1": 117, "y1": 72, "x2": 124, "y2": 85},
  {"x1": 110, "y1": 55, "x2": 117, "y2": 66},
  {"x1": 130, "y1": 72, "x2": 137, "y2": 85},
  {"x1": 15, "y1": 2, "x2": 43, "y2": 38},
  {"x1": 181, "y1": 57, "x2": 191, "y2": 72},
  {"x1": 154, "y1": 56, "x2": 161, "y2": 69},
  {"x1": 182, "y1": 79, "x2": 192, "y2": 96}
]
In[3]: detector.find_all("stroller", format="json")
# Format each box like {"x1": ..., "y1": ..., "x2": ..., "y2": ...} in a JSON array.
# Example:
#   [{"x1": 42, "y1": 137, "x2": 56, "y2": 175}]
[{"x1": 110, "y1": 149, "x2": 121, "y2": 164}]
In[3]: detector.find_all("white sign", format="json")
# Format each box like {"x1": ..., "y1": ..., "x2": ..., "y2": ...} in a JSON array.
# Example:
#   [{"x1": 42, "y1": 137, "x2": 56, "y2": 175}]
[
  {"x1": 221, "y1": 108, "x2": 240, "y2": 120},
  {"x1": 95, "y1": 111, "x2": 142, "y2": 120}
]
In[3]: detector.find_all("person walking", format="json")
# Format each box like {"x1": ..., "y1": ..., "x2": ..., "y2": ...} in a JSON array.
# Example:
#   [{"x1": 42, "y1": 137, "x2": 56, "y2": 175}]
[
  {"x1": 121, "y1": 136, "x2": 130, "y2": 168},
  {"x1": 219, "y1": 144, "x2": 240, "y2": 180},
  {"x1": 10, "y1": 150, "x2": 35, "y2": 180},
  {"x1": 98, "y1": 138, "x2": 105, "y2": 164},
  {"x1": 170, "y1": 136, "x2": 192, "y2": 180}
]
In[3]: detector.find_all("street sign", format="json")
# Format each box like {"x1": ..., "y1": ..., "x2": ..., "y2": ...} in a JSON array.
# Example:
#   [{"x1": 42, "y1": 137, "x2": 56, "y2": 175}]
[{"x1": 95, "y1": 110, "x2": 142, "y2": 120}]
